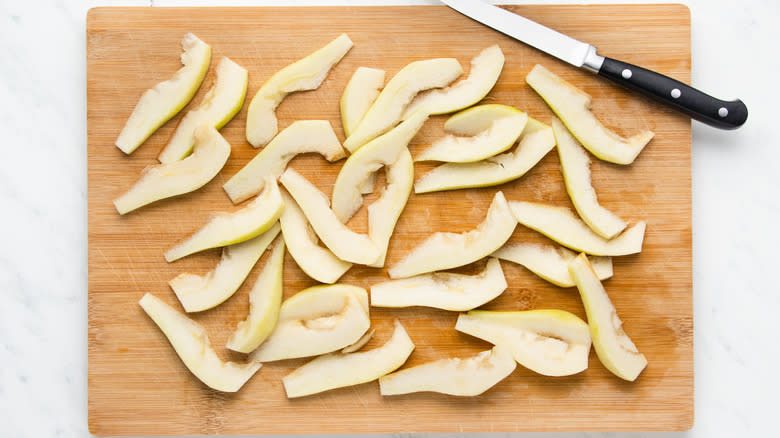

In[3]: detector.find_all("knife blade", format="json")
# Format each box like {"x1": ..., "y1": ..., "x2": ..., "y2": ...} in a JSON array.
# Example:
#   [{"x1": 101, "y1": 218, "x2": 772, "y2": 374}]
[{"x1": 442, "y1": 0, "x2": 747, "y2": 130}]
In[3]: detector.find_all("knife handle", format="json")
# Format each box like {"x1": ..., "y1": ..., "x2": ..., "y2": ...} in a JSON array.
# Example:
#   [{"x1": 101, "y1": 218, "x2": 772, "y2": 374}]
[{"x1": 597, "y1": 57, "x2": 747, "y2": 130}]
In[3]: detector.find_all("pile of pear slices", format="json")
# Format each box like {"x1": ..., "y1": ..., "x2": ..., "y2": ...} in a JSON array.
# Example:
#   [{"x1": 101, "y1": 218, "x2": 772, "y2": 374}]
[{"x1": 114, "y1": 32, "x2": 655, "y2": 397}]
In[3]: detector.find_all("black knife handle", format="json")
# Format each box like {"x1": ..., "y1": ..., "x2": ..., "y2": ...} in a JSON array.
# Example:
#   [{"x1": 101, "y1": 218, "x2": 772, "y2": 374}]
[{"x1": 597, "y1": 57, "x2": 747, "y2": 130}]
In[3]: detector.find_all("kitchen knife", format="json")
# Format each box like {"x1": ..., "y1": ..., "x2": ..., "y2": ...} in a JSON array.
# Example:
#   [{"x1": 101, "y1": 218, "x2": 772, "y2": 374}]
[{"x1": 441, "y1": 0, "x2": 747, "y2": 130}]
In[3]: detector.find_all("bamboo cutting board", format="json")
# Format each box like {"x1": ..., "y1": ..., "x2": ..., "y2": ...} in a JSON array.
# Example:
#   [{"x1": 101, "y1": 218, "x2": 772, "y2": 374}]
[{"x1": 87, "y1": 5, "x2": 692, "y2": 435}]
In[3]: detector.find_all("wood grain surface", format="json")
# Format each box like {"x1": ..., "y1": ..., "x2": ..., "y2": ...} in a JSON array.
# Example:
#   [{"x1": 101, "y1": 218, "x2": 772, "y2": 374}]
[{"x1": 87, "y1": 5, "x2": 693, "y2": 435}]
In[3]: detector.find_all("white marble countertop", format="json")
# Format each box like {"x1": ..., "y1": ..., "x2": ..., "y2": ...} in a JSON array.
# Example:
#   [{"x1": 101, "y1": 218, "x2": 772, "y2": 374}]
[{"x1": 1, "y1": 0, "x2": 776, "y2": 436}]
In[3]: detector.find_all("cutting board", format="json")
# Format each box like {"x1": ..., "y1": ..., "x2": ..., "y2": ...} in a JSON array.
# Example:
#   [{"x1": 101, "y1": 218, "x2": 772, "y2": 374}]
[{"x1": 87, "y1": 4, "x2": 692, "y2": 435}]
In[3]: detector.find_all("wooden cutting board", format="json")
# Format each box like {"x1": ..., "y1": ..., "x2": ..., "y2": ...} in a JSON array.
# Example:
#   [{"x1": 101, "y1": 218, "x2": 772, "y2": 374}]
[{"x1": 87, "y1": 4, "x2": 692, "y2": 435}]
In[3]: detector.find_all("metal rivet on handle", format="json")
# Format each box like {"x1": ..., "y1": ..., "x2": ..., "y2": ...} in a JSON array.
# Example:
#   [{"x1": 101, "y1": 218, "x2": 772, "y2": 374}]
[
  {"x1": 671, "y1": 88, "x2": 681, "y2": 99},
  {"x1": 718, "y1": 107, "x2": 729, "y2": 118},
  {"x1": 621, "y1": 69, "x2": 632, "y2": 79}
]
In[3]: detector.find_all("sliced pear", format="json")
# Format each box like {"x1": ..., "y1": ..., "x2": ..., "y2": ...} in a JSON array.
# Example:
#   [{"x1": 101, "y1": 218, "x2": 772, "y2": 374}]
[
  {"x1": 116, "y1": 33, "x2": 211, "y2": 154},
  {"x1": 246, "y1": 34, "x2": 353, "y2": 147},
  {"x1": 341, "y1": 67, "x2": 385, "y2": 137},
  {"x1": 279, "y1": 168, "x2": 380, "y2": 265},
  {"x1": 379, "y1": 346, "x2": 515, "y2": 396},
  {"x1": 456, "y1": 310, "x2": 591, "y2": 376},
  {"x1": 223, "y1": 120, "x2": 345, "y2": 204},
  {"x1": 331, "y1": 111, "x2": 427, "y2": 223},
  {"x1": 414, "y1": 118, "x2": 555, "y2": 193},
  {"x1": 526, "y1": 64, "x2": 654, "y2": 165},
  {"x1": 170, "y1": 223, "x2": 281, "y2": 313},
  {"x1": 416, "y1": 105, "x2": 526, "y2": 163},
  {"x1": 371, "y1": 257, "x2": 506, "y2": 311},
  {"x1": 164, "y1": 176, "x2": 284, "y2": 262},
  {"x1": 114, "y1": 126, "x2": 230, "y2": 215},
  {"x1": 158, "y1": 57, "x2": 248, "y2": 163},
  {"x1": 569, "y1": 253, "x2": 647, "y2": 381},
  {"x1": 343, "y1": 58, "x2": 463, "y2": 152},
  {"x1": 249, "y1": 284, "x2": 370, "y2": 362},
  {"x1": 139, "y1": 293, "x2": 260, "y2": 392},
  {"x1": 280, "y1": 190, "x2": 351, "y2": 284},
  {"x1": 226, "y1": 239, "x2": 285, "y2": 353},
  {"x1": 554, "y1": 117, "x2": 626, "y2": 239},
  {"x1": 367, "y1": 149, "x2": 414, "y2": 268},
  {"x1": 388, "y1": 191, "x2": 516, "y2": 279},
  {"x1": 283, "y1": 320, "x2": 414, "y2": 398},
  {"x1": 492, "y1": 243, "x2": 612, "y2": 288},
  {"x1": 402, "y1": 45, "x2": 504, "y2": 119},
  {"x1": 509, "y1": 201, "x2": 645, "y2": 257}
]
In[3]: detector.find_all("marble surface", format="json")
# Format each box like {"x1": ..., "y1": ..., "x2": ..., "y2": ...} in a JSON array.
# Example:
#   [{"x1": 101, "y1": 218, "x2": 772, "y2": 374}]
[{"x1": 0, "y1": 0, "x2": 777, "y2": 436}]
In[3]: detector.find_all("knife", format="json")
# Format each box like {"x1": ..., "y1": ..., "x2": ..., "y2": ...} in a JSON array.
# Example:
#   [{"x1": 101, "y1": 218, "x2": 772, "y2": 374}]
[{"x1": 441, "y1": 0, "x2": 748, "y2": 130}]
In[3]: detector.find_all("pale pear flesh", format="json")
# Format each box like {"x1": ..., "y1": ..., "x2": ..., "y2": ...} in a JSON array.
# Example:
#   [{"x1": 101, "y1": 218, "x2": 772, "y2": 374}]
[
  {"x1": 341, "y1": 67, "x2": 385, "y2": 137},
  {"x1": 116, "y1": 33, "x2": 211, "y2": 154},
  {"x1": 139, "y1": 293, "x2": 261, "y2": 392},
  {"x1": 114, "y1": 126, "x2": 230, "y2": 215},
  {"x1": 492, "y1": 242, "x2": 612, "y2": 288},
  {"x1": 158, "y1": 57, "x2": 248, "y2": 163},
  {"x1": 341, "y1": 328, "x2": 375, "y2": 353}
]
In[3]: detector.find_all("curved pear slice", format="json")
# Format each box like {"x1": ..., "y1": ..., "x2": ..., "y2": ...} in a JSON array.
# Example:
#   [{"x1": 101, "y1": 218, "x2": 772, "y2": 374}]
[
  {"x1": 367, "y1": 149, "x2": 414, "y2": 268},
  {"x1": 164, "y1": 176, "x2": 284, "y2": 262},
  {"x1": 416, "y1": 105, "x2": 527, "y2": 163},
  {"x1": 526, "y1": 64, "x2": 654, "y2": 165},
  {"x1": 246, "y1": 34, "x2": 353, "y2": 147},
  {"x1": 116, "y1": 33, "x2": 211, "y2": 154},
  {"x1": 343, "y1": 58, "x2": 463, "y2": 152},
  {"x1": 249, "y1": 284, "x2": 370, "y2": 362},
  {"x1": 332, "y1": 112, "x2": 427, "y2": 222},
  {"x1": 554, "y1": 118, "x2": 626, "y2": 239},
  {"x1": 226, "y1": 239, "x2": 285, "y2": 353},
  {"x1": 456, "y1": 310, "x2": 591, "y2": 377},
  {"x1": 569, "y1": 254, "x2": 647, "y2": 381},
  {"x1": 223, "y1": 120, "x2": 345, "y2": 204},
  {"x1": 388, "y1": 191, "x2": 516, "y2": 279},
  {"x1": 492, "y1": 243, "x2": 612, "y2": 288},
  {"x1": 341, "y1": 67, "x2": 385, "y2": 137},
  {"x1": 414, "y1": 118, "x2": 555, "y2": 193},
  {"x1": 280, "y1": 191, "x2": 351, "y2": 284},
  {"x1": 114, "y1": 126, "x2": 230, "y2": 215},
  {"x1": 158, "y1": 57, "x2": 248, "y2": 163},
  {"x1": 283, "y1": 320, "x2": 415, "y2": 398},
  {"x1": 371, "y1": 257, "x2": 507, "y2": 311},
  {"x1": 170, "y1": 223, "x2": 281, "y2": 313},
  {"x1": 139, "y1": 293, "x2": 261, "y2": 392},
  {"x1": 379, "y1": 346, "x2": 515, "y2": 396},
  {"x1": 402, "y1": 45, "x2": 504, "y2": 119},
  {"x1": 280, "y1": 169, "x2": 381, "y2": 265},
  {"x1": 509, "y1": 201, "x2": 645, "y2": 257}
]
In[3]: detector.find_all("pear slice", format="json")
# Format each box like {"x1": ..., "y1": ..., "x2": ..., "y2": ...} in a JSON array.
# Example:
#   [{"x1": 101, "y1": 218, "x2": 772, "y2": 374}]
[
  {"x1": 282, "y1": 320, "x2": 415, "y2": 398},
  {"x1": 249, "y1": 284, "x2": 370, "y2": 362},
  {"x1": 343, "y1": 58, "x2": 463, "y2": 152},
  {"x1": 139, "y1": 293, "x2": 261, "y2": 392},
  {"x1": 379, "y1": 346, "x2": 516, "y2": 396},
  {"x1": 371, "y1": 257, "x2": 507, "y2": 311},
  {"x1": 114, "y1": 126, "x2": 230, "y2": 215},
  {"x1": 367, "y1": 149, "x2": 414, "y2": 268},
  {"x1": 341, "y1": 67, "x2": 385, "y2": 137},
  {"x1": 569, "y1": 253, "x2": 647, "y2": 381},
  {"x1": 226, "y1": 238, "x2": 286, "y2": 353},
  {"x1": 331, "y1": 111, "x2": 427, "y2": 223},
  {"x1": 223, "y1": 120, "x2": 345, "y2": 204},
  {"x1": 526, "y1": 64, "x2": 654, "y2": 165},
  {"x1": 388, "y1": 191, "x2": 516, "y2": 279},
  {"x1": 492, "y1": 243, "x2": 612, "y2": 288},
  {"x1": 416, "y1": 105, "x2": 527, "y2": 163},
  {"x1": 509, "y1": 201, "x2": 645, "y2": 257},
  {"x1": 554, "y1": 117, "x2": 626, "y2": 239},
  {"x1": 170, "y1": 223, "x2": 281, "y2": 313},
  {"x1": 414, "y1": 118, "x2": 555, "y2": 193},
  {"x1": 402, "y1": 45, "x2": 504, "y2": 119},
  {"x1": 158, "y1": 57, "x2": 248, "y2": 163},
  {"x1": 456, "y1": 310, "x2": 592, "y2": 377},
  {"x1": 246, "y1": 34, "x2": 353, "y2": 147},
  {"x1": 164, "y1": 176, "x2": 284, "y2": 262},
  {"x1": 280, "y1": 168, "x2": 381, "y2": 265},
  {"x1": 116, "y1": 33, "x2": 211, "y2": 154},
  {"x1": 280, "y1": 191, "x2": 352, "y2": 284}
]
